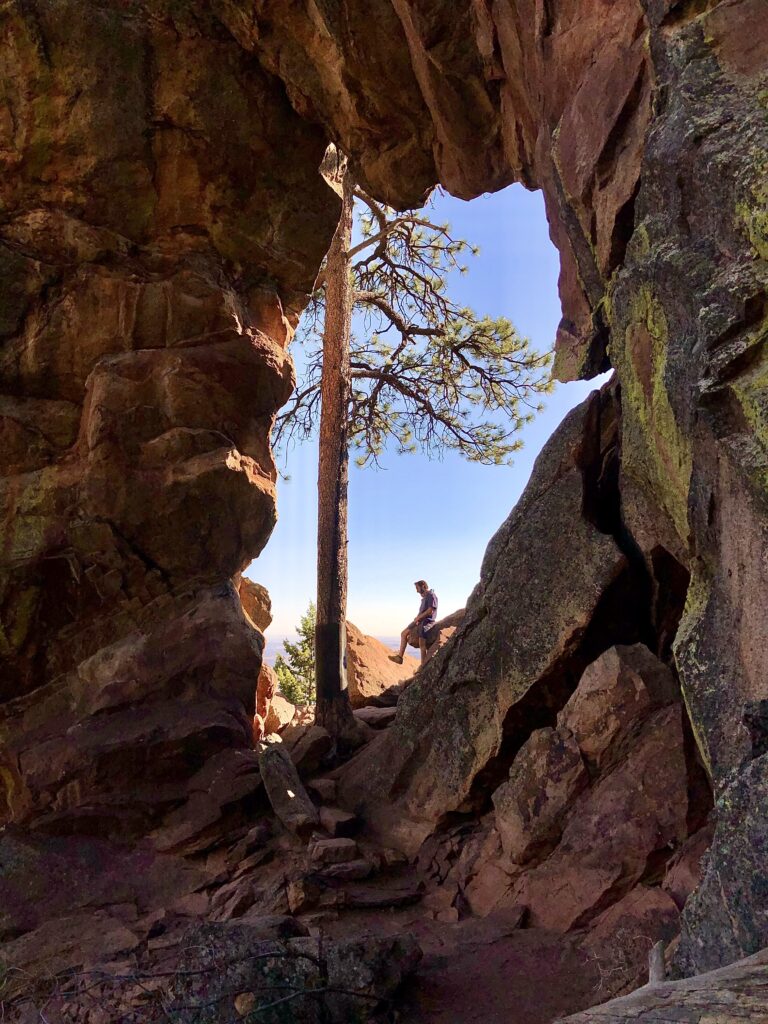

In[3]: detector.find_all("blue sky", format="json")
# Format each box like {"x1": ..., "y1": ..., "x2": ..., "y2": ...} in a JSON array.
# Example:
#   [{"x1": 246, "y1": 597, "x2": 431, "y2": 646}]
[{"x1": 247, "y1": 184, "x2": 607, "y2": 637}]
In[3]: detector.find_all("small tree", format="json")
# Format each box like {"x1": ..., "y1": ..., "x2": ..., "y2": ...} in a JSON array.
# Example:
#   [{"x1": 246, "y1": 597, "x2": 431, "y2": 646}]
[
  {"x1": 276, "y1": 151, "x2": 552, "y2": 740},
  {"x1": 274, "y1": 602, "x2": 316, "y2": 706}
]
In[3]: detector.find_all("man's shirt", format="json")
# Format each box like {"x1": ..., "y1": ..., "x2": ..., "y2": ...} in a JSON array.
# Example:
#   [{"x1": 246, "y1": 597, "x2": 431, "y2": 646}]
[{"x1": 418, "y1": 589, "x2": 438, "y2": 629}]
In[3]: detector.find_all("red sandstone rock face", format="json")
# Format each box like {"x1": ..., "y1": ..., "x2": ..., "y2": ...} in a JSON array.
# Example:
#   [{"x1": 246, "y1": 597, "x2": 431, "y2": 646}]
[
  {"x1": 422, "y1": 643, "x2": 700, "y2": 949},
  {"x1": 492, "y1": 725, "x2": 589, "y2": 866},
  {"x1": 253, "y1": 662, "x2": 278, "y2": 743},
  {"x1": 557, "y1": 644, "x2": 679, "y2": 772},
  {"x1": 238, "y1": 577, "x2": 273, "y2": 633},
  {"x1": 264, "y1": 692, "x2": 296, "y2": 735},
  {"x1": 346, "y1": 621, "x2": 419, "y2": 708},
  {"x1": 512, "y1": 705, "x2": 689, "y2": 931},
  {"x1": 0, "y1": 586, "x2": 262, "y2": 837},
  {"x1": 0, "y1": 1, "x2": 338, "y2": 834}
]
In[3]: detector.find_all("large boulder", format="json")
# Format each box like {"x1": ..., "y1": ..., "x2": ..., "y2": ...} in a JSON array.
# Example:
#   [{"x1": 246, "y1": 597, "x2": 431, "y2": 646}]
[
  {"x1": 345, "y1": 621, "x2": 419, "y2": 708},
  {"x1": 512, "y1": 705, "x2": 689, "y2": 931},
  {"x1": 454, "y1": 643, "x2": 703, "y2": 944},
  {"x1": 238, "y1": 577, "x2": 273, "y2": 632},
  {"x1": 264, "y1": 692, "x2": 296, "y2": 736},
  {"x1": 557, "y1": 644, "x2": 678, "y2": 772}
]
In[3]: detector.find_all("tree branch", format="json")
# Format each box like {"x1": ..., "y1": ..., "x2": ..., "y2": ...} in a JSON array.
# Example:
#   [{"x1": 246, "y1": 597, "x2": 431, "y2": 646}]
[{"x1": 354, "y1": 290, "x2": 445, "y2": 339}]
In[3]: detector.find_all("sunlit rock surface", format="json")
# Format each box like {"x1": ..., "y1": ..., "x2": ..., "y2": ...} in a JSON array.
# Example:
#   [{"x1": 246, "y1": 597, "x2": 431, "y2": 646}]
[{"x1": 345, "y1": 621, "x2": 419, "y2": 708}]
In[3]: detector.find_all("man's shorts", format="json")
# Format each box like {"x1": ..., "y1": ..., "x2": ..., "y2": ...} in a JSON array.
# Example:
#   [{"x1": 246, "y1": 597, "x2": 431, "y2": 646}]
[{"x1": 408, "y1": 621, "x2": 439, "y2": 647}]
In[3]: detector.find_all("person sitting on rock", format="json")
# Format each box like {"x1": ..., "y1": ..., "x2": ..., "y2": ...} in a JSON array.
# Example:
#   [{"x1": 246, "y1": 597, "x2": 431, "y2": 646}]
[{"x1": 390, "y1": 580, "x2": 438, "y2": 666}]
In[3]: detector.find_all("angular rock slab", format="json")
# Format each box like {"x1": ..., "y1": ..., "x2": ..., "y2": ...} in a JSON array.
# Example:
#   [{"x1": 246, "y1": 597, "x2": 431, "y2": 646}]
[
  {"x1": 308, "y1": 837, "x2": 358, "y2": 867},
  {"x1": 284, "y1": 723, "x2": 333, "y2": 776},
  {"x1": 265, "y1": 692, "x2": 296, "y2": 735},
  {"x1": 558, "y1": 644, "x2": 678, "y2": 771},
  {"x1": 513, "y1": 706, "x2": 689, "y2": 932},
  {"x1": 492, "y1": 643, "x2": 680, "y2": 868},
  {"x1": 0, "y1": 585, "x2": 259, "y2": 837},
  {"x1": 258, "y1": 743, "x2": 319, "y2": 838},
  {"x1": 237, "y1": 577, "x2": 272, "y2": 632},
  {"x1": 346, "y1": 620, "x2": 418, "y2": 708},
  {"x1": 493, "y1": 725, "x2": 589, "y2": 865}
]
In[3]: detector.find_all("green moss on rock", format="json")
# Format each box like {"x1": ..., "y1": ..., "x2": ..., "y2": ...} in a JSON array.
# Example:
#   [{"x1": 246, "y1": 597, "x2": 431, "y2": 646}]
[
  {"x1": 736, "y1": 160, "x2": 768, "y2": 262},
  {"x1": 611, "y1": 284, "x2": 693, "y2": 543},
  {"x1": 673, "y1": 568, "x2": 715, "y2": 780}
]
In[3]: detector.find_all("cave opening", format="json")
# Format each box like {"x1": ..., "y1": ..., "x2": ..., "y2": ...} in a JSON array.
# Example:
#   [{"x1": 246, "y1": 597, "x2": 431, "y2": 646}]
[{"x1": 250, "y1": 183, "x2": 611, "y2": 689}]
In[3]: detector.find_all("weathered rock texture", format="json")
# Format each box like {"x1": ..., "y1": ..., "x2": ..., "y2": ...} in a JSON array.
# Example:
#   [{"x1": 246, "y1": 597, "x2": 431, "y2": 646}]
[
  {"x1": 295, "y1": 0, "x2": 766, "y2": 978},
  {"x1": 345, "y1": 620, "x2": 419, "y2": 707},
  {"x1": 335, "y1": 376, "x2": 717, "y2": 978},
  {"x1": 237, "y1": 576, "x2": 272, "y2": 632},
  {"x1": 0, "y1": 1, "x2": 337, "y2": 837},
  {"x1": 558, "y1": 946, "x2": 768, "y2": 1024},
  {"x1": 1, "y1": 0, "x2": 767, "y2": 1015}
]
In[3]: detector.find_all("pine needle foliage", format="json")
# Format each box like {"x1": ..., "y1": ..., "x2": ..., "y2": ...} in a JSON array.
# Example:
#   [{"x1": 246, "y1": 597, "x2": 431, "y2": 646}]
[
  {"x1": 274, "y1": 602, "x2": 316, "y2": 705},
  {"x1": 274, "y1": 185, "x2": 553, "y2": 467}
]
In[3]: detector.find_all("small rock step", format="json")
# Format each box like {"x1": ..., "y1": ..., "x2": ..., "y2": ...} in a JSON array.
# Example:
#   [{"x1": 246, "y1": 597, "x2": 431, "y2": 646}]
[
  {"x1": 343, "y1": 881, "x2": 422, "y2": 909},
  {"x1": 308, "y1": 837, "x2": 358, "y2": 867},
  {"x1": 317, "y1": 858, "x2": 373, "y2": 881},
  {"x1": 353, "y1": 706, "x2": 398, "y2": 729}
]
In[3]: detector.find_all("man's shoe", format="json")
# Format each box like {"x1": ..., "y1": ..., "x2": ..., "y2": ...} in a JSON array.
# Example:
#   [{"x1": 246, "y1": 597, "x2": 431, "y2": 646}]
[{"x1": 389, "y1": 654, "x2": 403, "y2": 664}]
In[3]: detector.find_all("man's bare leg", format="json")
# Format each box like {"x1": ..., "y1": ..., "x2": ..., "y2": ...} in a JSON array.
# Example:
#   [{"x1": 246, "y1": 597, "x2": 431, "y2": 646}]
[
  {"x1": 389, "y1": 626, "x2": 409, "y2": 663},
  {"x1": 419, "y1": 638, "x2": 427, "y2": 664}
]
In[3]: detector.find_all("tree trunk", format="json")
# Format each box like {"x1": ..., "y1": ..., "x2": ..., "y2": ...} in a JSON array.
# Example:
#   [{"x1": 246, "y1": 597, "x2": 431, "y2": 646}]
[{"x1": 315, "y1": 168, "x2": 357, "y2": 743}]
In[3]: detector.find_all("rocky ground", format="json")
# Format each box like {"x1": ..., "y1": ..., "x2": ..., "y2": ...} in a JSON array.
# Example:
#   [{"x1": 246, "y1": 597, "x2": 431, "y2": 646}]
[{"x1": 0, "y1": 609, "x2": 715, "y2": 1022}]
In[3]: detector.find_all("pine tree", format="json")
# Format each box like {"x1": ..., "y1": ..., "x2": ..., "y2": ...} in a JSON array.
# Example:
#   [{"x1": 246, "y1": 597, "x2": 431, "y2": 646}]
[{"x1": 274, "y1": 602, "x2": 316, "y2": 706}]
